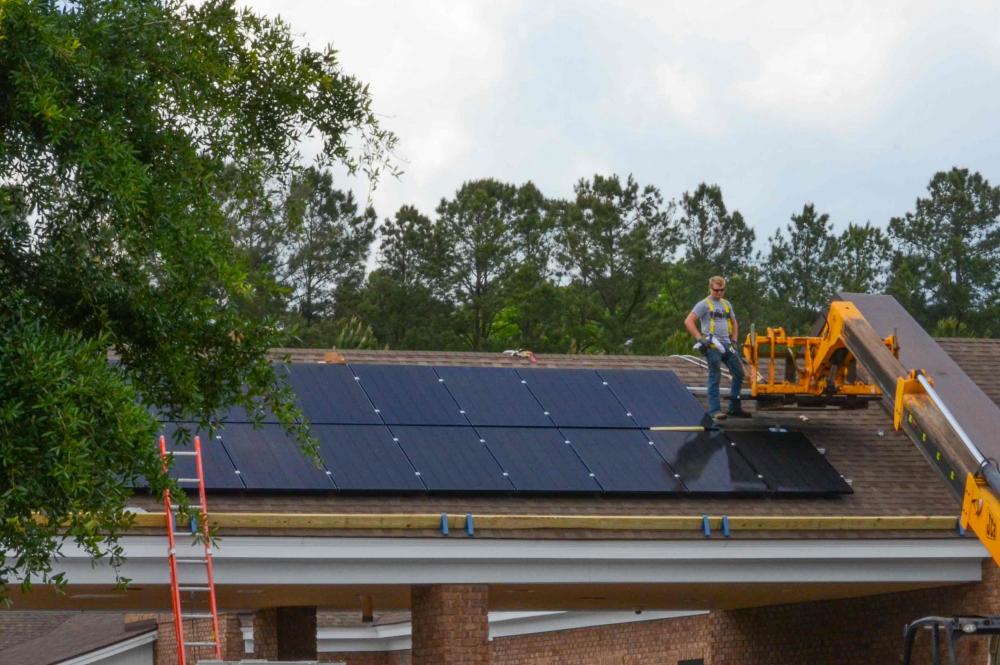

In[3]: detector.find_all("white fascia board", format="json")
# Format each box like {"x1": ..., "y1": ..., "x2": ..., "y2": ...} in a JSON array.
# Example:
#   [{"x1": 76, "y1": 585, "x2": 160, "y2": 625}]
[
  {"x1": 38, "y1": 537, "x2": 987, "y2": 586},
  {"x1": 56, "y1": 630, "x2": 156, "y2": 665}
]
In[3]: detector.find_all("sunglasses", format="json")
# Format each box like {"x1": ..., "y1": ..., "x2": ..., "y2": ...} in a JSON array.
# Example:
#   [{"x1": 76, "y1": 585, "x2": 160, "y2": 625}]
[{"x1": 711, "y1": 288, "x2": 726, "y2": 293}]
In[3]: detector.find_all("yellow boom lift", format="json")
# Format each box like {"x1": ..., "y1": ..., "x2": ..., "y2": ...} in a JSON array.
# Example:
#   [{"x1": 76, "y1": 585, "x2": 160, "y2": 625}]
[{"x1": 742, "y1": 299, "x2": 1000, "y2": 664}]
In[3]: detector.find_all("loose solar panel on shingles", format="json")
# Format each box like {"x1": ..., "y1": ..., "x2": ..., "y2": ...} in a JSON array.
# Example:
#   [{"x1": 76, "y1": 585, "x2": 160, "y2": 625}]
[
  {"x1": 218, "y1": 423, "x2": 334, "y2": 490},
  {"x1": 649, "y1": 430, "x2": 767, "y2": 493},
  {"x1": 392, "y1": 426, "x2": 514, "y2": 492},
  {"x1": 158, "y1": 425, "x2": 245, "y2": 489},
  {"x1": 519, "y1": 369, "x2": 634, "y2": 428},
  {"x1": 436, "y1": 366, "x2": 551, "y2": 427},
  {"x1": 726, "y1": 430, "x2": 852, "y2": 495},
  {"x1": 351, "y1": 364, "x2": 466, "y2": 426},
  {"x1": 478, "y1": 427, "x2": 601, "y2": 492},
  {"x1": 599, "y1": 369, "x2": 709, "y2": 428},
  {"x1": 315, "y1": 425, "x2": 425, "y2": 491},
  {"x1": 562, "y1": 429, "x2": 683, "y2": 493}
]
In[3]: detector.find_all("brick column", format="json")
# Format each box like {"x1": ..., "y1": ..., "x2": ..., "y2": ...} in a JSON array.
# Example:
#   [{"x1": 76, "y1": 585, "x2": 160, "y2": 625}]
[
  {"x1": 411, "y1": 584, "x2": 489, "y2": 665},
  {"x1": 253, "y1": 606, "x2": 317, "y2": 660}
]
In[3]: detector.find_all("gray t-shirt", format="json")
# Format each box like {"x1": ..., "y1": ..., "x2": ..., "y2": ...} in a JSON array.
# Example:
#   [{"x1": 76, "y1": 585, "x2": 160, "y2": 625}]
[{"x1": 691, "y1": 297, "x2": 736, "y2": 345}]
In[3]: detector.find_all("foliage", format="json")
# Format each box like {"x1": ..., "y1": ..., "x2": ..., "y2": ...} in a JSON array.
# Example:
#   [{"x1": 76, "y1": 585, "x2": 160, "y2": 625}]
[
  {"x1": 284, "y1": 168, "x2": 377, "y2": 326},
  {"x1": 888, "y1": 168, "x2": 1000, "y2": 331},
  {"x1": 553, "y1": 174, "x2": 678, "y2": 353},
  {"x1": 765, "y1": 204, "x2": 841, "y2": 332},
  {"x1": 0, "y1": 0, "x2": 393, "y2": 594}
]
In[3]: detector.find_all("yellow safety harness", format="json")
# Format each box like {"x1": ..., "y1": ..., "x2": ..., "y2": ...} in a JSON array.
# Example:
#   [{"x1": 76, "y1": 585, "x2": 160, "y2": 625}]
[{"x1": 705, "y1": 297, "x2": 734, "y2": 337}]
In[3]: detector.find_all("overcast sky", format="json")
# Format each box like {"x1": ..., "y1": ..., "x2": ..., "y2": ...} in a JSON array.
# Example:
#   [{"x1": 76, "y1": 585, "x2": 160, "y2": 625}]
[{"x1": 242, "y1": 0, "x2": 1000, "y2": 245}]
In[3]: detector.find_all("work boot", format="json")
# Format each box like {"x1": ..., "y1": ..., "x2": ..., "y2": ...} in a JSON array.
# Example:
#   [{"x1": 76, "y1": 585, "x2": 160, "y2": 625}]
[
  {"x1": 711, "y1": 411, "x2": 727, "y2": 422},
  {"x1": 728, "y1": 405, "x2": 752, "y2": 418}
]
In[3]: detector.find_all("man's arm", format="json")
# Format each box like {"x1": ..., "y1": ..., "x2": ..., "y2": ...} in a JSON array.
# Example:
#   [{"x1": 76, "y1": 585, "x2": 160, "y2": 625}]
[
  {"x1": 684, "y1": 311, "x2": 702, "y2": 340},
  {"x1": 731, "y1": 316, "x2": 739, "y2": 344}
]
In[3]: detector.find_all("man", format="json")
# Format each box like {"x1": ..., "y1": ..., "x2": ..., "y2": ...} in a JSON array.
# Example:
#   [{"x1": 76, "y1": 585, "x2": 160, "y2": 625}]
[{"x1": 684, "y1": 276, "x2": 750, "y2": 421}]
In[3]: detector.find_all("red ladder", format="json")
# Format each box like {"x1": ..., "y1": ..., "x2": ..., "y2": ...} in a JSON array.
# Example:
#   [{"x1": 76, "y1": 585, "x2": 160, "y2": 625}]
[{"x1": 159, "y1": 434, "x2": 222, "y2": 664}]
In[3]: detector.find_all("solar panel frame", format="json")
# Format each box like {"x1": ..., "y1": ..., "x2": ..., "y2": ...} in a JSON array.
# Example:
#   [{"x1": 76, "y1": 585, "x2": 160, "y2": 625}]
[
  {"x1": 598, "y1": 369, "x2": 710, "y2": 428},
  {"x1": 287, "y1": 364, "x2": 383, "y2": 425},
  {"x1": 315, "y1": 424, "x2": 426, "y2": 492},
  {"x1": 560, "y1": 428, "x2": 684, "y2": 493},
  {"x1": 219, "y1": 423, "x2": 335, "y2": 491},
  {"x1": 726, "y1": 430, "x2": 852, "y2": 495},
  {"x1": 649, "y1": 429, "x2": 767, "y2": 493},
  {"x1": 350, "y1": 364, "x2": 467, "y2": 426},
  {"x1": 477, "y1": 427, "x2": 602, "y2": 492},
  {"x1": 436, "y1": 366, "x2": 551, "y2": 427},
  {"x1": 518, "y1": 369, "x2": 635, "y2": 428},
  {"x1": 392, "y1": 425, "x2": 514, "y2": 492}
]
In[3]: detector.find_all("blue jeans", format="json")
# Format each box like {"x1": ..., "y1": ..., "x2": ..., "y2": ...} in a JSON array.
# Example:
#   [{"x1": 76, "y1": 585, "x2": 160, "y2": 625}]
[{"x1": 707, "y1": 348, "x2": 744, "y2": 414}]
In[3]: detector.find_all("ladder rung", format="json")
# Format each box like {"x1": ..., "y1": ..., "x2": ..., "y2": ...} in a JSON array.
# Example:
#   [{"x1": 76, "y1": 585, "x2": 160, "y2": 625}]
[
  {"x1": 181, "y1": 612, "x2": 214, "y2": 618},
  {"x1": 172, "y1": 532, "x2": 199, "y2": 538},
  {"x1": 184, "y1": 641, "x2": 218, "y2": 647},
  {"x1": 176, "y1": 558, "x2": 207, "y2": 564},
  {"x1": 175, "y1": 477, "x2": 201, "y2": 483},
  {"x1": 168, "y1": 451, "x2": 198, "y2": 457},
  {"x1": 178, "y1": 586, "x2": 210, "y2": 592}
]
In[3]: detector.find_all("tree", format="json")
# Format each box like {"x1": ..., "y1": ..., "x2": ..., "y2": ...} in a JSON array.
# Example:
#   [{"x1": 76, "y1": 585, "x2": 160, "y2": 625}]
[
  {"x1": 360, "y1": 205, "x2": 457, "y2": 349},
  {"x1": 834, "y1": 222, "x2": 892, "y2": 294},
  {"x1": 888, "y1": 168, "x2": 1000, "y2": 333},
  {"x1": 0, "y1": 0, "x2": 394, "y2": 594},
  {"x1": 553, "y1": 174, "x2": 678, "y2": 352},
  {"x1": 283, "y1": 168, "x2": 376, "y2": 328},
  {"x1": 678, "y1": 183, "x2": 755, "y2": 280},
  {"x1": 765, "y1": 204, "x2": 840, "y2": 331},
  {"x1": 432, "y1": 179, "x2": 537, "y2": 350}
]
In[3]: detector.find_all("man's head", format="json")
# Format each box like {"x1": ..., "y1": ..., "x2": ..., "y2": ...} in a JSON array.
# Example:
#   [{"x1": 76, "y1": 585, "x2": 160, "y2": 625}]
[{"x1": 708, "y1": 276, "x2": 726, "y2": 299}]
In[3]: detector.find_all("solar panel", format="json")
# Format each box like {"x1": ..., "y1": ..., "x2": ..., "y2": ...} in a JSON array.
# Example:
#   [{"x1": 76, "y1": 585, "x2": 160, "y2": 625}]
[
  {"x1": 351, "y1": 364, "x2": 466, "y2": 426},
  {"x1": 519, "y1": 369, "x2": 634, "y2": 428},
  {"x1": 726, "y1": 430, "x2": 852, "y2": 494},
  {"x1": 158, "y1": 426, "x2": 245, "y2": 489},
  {"x1": 649, "y1": 429, "x2": 767, "y2": 493},
  {"x1": 392, "y1": 426, "x2": 513, "y2": 491},
  {"x1": 599, "y1": 369, "x2": 708, "y2": 428},
  {"x1": 436, "y1": 366, "x2": 551, "y2": 427},
  {"x1": 478, "y1": 427, "x2": 601, "y2": 492},
  {"x1": 287, "y1": 364, "x2": 382, "y2": 424},
  {"x1": 315, "y1": 425, "x2": 425, "y2": 491},
  {"x1": 218, "y1": 423, "x2": 334, "y2": 490},
  {"x1": 561, "y1": 428, "x2": 684, "y2": 492}
]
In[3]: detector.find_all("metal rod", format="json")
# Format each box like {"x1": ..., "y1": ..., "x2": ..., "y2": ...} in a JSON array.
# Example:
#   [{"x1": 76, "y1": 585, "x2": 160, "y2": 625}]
[{"x1": 917, "y1": 374, "x2": 985, "y2": 466}]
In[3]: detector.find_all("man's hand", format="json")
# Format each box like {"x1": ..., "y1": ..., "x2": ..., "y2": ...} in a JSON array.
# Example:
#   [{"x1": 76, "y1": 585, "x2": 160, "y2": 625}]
[{"x1": 692, "y1": 338, "x2": 709, "y2": 356}]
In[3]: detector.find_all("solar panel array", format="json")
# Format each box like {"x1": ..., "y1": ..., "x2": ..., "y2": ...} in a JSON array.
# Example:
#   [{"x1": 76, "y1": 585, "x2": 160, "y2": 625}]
[{"x1": 157, "y1": 364, "x2": 851, "y2": 496}]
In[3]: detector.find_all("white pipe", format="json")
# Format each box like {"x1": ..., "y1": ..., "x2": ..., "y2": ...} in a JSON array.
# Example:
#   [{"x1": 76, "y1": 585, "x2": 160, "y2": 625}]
[{"x1": 916, "y1": 373, "x2": 985, "y2": 466}]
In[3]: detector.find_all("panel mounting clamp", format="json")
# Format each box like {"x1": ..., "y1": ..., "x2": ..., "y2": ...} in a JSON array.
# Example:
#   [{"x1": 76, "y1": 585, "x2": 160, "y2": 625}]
[
  {"x1": 465, "y1": 513, "x2": 474, "y2": 536},
  {"x1": 701, "y1": 515, "x2": 711, "y2": 538},
  {"x1": 440, "y1": 513, "x2": 449, "y2": 536}
]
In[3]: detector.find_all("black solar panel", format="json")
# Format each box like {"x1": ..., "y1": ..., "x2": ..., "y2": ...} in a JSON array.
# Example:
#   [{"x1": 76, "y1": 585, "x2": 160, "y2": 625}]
[
  {"x1": 219, "y1": 423, "x2": 334, "y2": 490},
  {"x1": 315, "y1": 425, "x2": 425, "y2": 491},
  {"x1": 436, "y1": 366, "x2": 551, "y2": 427},
  {"x1": 726, "y1": 430, "x2": 852, "y2": 494},
  {"x1": 649, "y1": 430, "x2": 767, "y2": 493},
  {"x1": 599, "y1": 369, "x2": 709, "y2": 428},
  {"x1": 519, "y1": 369, "x2": 634, "y2": 428},
  {"x1": 561, "y1": 428, "x2": 684, "y2": 493},
  {"x1": 158, "y1": 426, "x2": 245, "y2": 489},
  {"x1": 351, "y1": 364, "x2": 466, "y2": 426},
  {"x1": 288, "y1": 364, "x2": 382, "y2": 425},
  {"x1": 392, "y1": 426, "x2": 514, "y2": 491},
  {"x1": 478, "y1": 427, "x2": 601, "y2": 492}
]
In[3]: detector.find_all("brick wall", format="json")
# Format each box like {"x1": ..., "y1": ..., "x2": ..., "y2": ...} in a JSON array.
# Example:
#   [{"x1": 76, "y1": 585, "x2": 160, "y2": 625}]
[
  {"x1": 127, "y1": 612, "x2": 243, "y2": 664},
  {"x1": 254, "y1": 606, "x2": 317, "y2": 660},
  {"x1": 411, "y1": 584, "x2": 489, "y2": 665},
  {"x1": 490, "y1": 613, "x2": 708, "y2": 665},
  {"x1": 707, "y1": 561, "x2": 1000, "y2": 665}
]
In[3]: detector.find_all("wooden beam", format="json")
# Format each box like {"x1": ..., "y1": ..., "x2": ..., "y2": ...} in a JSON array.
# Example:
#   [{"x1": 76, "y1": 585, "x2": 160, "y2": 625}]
[{"x1": 126, "y1": 512, "x2": 958, "y2": 532}]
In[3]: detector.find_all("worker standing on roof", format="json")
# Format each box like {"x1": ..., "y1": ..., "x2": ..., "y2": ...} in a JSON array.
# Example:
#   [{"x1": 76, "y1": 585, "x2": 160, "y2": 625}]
[{"x1": 684, "y1": 276, "x2": 750, "y2": 421}]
